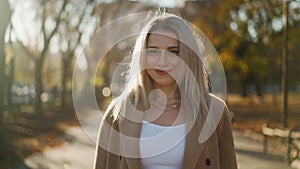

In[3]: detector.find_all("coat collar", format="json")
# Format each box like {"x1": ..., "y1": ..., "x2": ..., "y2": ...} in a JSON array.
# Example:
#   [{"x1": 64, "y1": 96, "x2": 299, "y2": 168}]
[
  {"x1": 119, "y1": 102, "x2": 143, "y2": 169},
  {"x1": 118, "y1": 104, "x2": 206, "y2": 169},
  {"x1": 181, "y1": 108, "x2": 206, "y2": 169}
]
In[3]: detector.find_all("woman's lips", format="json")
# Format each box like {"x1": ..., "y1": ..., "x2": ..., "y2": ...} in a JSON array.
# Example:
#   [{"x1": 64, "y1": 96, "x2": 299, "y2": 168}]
[{"x1": 154, "y1": 69, "x2": 170, "y2": 76}]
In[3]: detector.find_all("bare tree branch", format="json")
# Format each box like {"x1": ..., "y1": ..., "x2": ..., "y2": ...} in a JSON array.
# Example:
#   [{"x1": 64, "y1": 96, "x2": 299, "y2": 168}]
[{"x1": 40, "y1": 0, "x2": 68, "y2": 63}]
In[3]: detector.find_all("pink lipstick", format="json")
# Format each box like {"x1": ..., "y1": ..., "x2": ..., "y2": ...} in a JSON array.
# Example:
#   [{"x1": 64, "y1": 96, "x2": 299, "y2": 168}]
[{"x1": 154, "y1": 69, "x2": 169, "y2": 76}]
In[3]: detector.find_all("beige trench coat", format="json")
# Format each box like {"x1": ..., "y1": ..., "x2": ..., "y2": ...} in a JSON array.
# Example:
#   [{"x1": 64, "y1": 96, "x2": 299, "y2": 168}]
[{"x1": 94, "y1": 95, "x2": 238, "y2": 169}]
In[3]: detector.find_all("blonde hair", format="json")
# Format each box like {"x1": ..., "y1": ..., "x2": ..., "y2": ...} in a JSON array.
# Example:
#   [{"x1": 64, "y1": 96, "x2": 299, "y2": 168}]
[{"x1": 108, "y1": 12, "x2": 210, "y2": 125}]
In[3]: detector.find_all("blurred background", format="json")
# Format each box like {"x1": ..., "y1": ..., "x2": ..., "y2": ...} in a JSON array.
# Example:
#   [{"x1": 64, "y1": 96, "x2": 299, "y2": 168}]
[{"x1": 0, "y1": 0, "x2": 300, "y2": 168}]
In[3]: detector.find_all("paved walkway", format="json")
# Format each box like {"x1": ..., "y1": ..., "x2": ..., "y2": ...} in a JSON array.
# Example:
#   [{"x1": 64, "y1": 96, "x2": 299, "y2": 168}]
[
  {"x1": 234, "y1": 130, "x2": 294, "y2": 169},
  {"x1": 25, "y1": 127, "x2": 95, "y2": 169},
  {"x1": 24, "y1": 114, "x2": 296, "y2": 169}
]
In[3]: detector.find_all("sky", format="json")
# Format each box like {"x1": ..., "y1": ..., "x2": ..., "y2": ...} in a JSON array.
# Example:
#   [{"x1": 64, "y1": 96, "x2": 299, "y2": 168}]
[
  {"x1": 7, "y1": 0, "x2": 185, "y2": 46},
  {"x1": 8, "y1": 0, "x2": 41, "y2": 46}
]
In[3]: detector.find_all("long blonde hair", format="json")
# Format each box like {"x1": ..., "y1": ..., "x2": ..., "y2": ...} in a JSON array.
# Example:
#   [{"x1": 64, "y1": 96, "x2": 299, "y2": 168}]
[{"x1": 108, "y1": 12, "x2": 210, "y2": 125}]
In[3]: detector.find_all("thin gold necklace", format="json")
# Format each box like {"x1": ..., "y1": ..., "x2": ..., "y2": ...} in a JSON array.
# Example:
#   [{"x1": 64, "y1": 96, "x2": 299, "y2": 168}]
[{"x1": 150, "y1": 98, "x2": 181, "y2": 112}]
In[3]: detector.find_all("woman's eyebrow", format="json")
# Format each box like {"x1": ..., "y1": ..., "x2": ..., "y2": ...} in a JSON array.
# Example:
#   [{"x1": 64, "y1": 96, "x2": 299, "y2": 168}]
[
  {"x1": 147, "y1": 45, "x2": 159, "y2": 49},
  {"x1": 146, "y1": 46, "x2": 179, "y2": 49},
  {"x1": 168, "y1": 46, "x2": 179, "y2": 50}
]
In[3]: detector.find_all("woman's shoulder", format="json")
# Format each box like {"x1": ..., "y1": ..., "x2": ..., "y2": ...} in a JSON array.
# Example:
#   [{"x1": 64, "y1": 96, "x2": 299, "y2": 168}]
[
  {"x1": 207, "y1": 94, "x2": 234, "y2": 135},
  {"x1": 208, "y1": 93, "x2": 230, "y2": 116},
  {"x1": 208, "y1": 93, "x2": 232, "y2": 125},
  {"x1": 208, "y1": 93, "x2": 226, "y2": 106}
]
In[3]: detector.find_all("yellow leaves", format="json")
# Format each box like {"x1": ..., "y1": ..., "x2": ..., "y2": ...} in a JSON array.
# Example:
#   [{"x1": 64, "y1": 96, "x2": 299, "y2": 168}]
[
  {"x1": 236, "y1": 61, "x2": 249, "y2": 74},
  {"x1": 220, "y1": 49, "x2": 250, "y2": 74},
  {"x1": 220, "y1": 50, "x2": 235, "y2": 70}
]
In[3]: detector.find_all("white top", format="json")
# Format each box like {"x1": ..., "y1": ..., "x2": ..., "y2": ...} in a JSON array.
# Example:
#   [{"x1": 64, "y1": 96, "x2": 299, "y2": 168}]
[{"x1": 139, "y1": 121, "x2": 186, "y2": 169}]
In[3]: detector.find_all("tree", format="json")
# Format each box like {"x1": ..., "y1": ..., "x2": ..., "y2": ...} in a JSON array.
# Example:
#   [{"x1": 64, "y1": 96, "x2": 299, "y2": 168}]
[
  {"x1": 79, "y1": 0, "x2": 144, "y2": 107},
  {"x1": 182, "y1": 0, "x2": 300, "y2": 97},
  {"x1": 5, "y1": 24, "x2": 15, "y2": 110},
  {"x1": 57, "y1": 0, "x2": 103, "y2": 107},
  {"x1": 0, "y1": 0, "x2": 12, "y2": 129},
  {"x1": 0, "y1": 1, "x2": 24, "y2": 167},
  {"x1": 13, "y1": 0, "x2": 68, "y2": 114}
]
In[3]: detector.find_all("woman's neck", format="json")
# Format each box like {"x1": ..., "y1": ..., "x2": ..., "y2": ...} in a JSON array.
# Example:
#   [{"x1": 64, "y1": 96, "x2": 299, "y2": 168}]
[{"x1": 153, "y1": 82, "x2": 179, "y2": 99}]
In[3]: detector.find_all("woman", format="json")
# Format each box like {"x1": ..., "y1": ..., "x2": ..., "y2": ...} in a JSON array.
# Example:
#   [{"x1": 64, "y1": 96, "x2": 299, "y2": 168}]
[{"x1": 93, "y1": 12, "x2": 237, "y2": 169}]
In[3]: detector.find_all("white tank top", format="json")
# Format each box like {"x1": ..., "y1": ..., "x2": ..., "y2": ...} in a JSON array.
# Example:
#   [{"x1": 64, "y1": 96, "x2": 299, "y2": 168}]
[{"x1": 139, "y1": 121, "x2": 186, "y2": 169}]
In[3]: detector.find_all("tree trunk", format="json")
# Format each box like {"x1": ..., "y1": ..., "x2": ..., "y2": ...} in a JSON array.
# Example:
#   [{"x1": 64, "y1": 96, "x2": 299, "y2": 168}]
[
  {"x1": 6, "y1": 58, "x2": 14, "y2": 110},
  {"x1": 34, "y1": 58, "x2": 43, "y2": 114},
  {"x1": 0, "y1": 43, "x2": 6, "y2": 122},
  {"x1": 0, "y1": 0, "x2": 11, "y2": 132},
  {"x1": 61, "y1": 58, "x2": 69, "y2": 108}
]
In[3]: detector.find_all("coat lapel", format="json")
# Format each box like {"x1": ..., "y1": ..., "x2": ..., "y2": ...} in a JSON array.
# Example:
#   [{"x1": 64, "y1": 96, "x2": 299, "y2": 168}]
[
  {"x1": 119, "y1": 103, "x2": 143, "y2": 169},
  {"x1": 181, "y1": 106, "x2": 206, "y2": 169}
]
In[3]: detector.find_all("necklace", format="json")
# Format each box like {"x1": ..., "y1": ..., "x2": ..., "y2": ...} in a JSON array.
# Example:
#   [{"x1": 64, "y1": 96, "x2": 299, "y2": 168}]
[{"x1": 150, "y1": 98, "x2": 181, "y2": 112}]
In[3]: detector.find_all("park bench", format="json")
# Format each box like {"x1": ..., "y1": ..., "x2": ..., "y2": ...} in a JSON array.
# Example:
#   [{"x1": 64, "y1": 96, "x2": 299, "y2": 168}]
[{"x1": 262, "y1": 123, "x2": 300, "y2": 165}]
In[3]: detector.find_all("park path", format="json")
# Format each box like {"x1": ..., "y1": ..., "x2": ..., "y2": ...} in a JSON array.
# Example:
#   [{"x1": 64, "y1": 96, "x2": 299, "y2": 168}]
[{"x1": 24, "y1": 113, "x2": 295, "y2": 169}]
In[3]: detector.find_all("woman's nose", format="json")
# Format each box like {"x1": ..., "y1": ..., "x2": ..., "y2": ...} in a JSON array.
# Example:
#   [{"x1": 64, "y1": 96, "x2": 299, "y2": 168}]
[{"x1": 158, "y1": 51, "x2": 167, "y2": 66}]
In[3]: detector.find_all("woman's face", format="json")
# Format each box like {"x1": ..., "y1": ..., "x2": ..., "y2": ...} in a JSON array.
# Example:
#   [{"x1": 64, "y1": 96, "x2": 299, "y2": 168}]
[{"x1": 145, "y1": 30, "x2": 179, "y2": 88}]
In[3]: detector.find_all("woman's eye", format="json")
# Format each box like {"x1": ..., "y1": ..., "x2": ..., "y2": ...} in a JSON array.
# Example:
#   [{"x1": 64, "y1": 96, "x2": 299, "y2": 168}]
[
  {"x1": 169, "y1": 50, "x2": 179, "y2": 55},
  {"x1": 147, "y1": 49, "x2": 160, "y2": 55}
]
